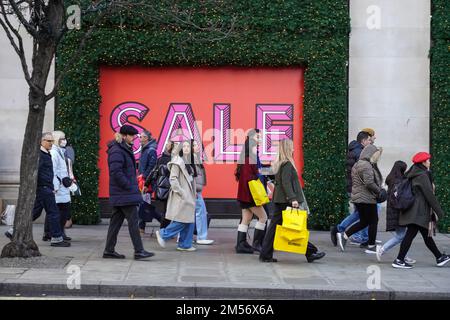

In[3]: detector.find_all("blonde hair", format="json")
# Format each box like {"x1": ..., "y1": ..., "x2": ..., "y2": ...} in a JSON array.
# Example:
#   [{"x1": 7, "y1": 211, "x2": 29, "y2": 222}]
[
  {"x1": 370, "y1": 146, "x2": 383, "y2": 163},
  {"x1": 52, "y1": 130, "x2": 65, "y2": 146},
  {"x1": 271, "y1": 139, "x2": 297, "y2": 174}
]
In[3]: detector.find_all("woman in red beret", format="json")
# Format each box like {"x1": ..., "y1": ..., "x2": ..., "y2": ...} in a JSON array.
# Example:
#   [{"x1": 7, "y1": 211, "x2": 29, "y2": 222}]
[{"x1": 392, "y1": 152, "x2": 450, "y2": 269}]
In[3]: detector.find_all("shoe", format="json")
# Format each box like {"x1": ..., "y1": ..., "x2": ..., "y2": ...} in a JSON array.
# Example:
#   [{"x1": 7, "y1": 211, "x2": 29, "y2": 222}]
[
  {"x1": 376, "y1": 246, "x2": 384, "y2": 262},
  {"x1": 330, "y1": 225, "x2": 338, "y2": 247},
  {"x1": 259, "y1": 257, "x2": 278, "y2": 263},
  {"x1": 42, "y1": 234, "x2": 51, "y2": 241},
  {"x1": 5, "y1": 230, "x2": 13, "y2": 240},
  {"x1": 337, "y1": 232, "x2": 347, "y2": 251},
  {"x1": 436, "y1": 254, "x2": 450, "y2": 267},
  {"x1": 392, "y1": 259, "x2": 413, "y2": 269},
  {"x1": 50, "y1": 241, "x2": 71, "y2": 247},
  {"x1": 135, "y1": 250, "x2": 155, "y2": 260},
  {"x1": 404, "y1": 257, "x2": 416, "y2": 264},
  {"x1": 359, "y1": 242, "x2": 369, "y2": 249},
  {"x1": 155, "y1": 230, "x2": 166, "y2": 248},
  {"x1": 306, "y1": 251, "x2": 326, "y2": 263},
  {"x1": 364, "y1": 246, "x2": 377, "y2": 254},
  {"x1": 235, "y1": 231, "x2": 254, "y2": 254},
  {"x1": 376, "y1": 240, "x2": 382, "y2": 244},
  {"x1": 103, "y1": 251, "x2": 126, "y2": 259},
  {"x1": 349, "y1": 240, "x2": 363, "y2": 246},
  {"x1": 177, "y1": 247, "x2": 197, "y2": 252},
  {"x1": 63, "y1": 234, "x2": 72, "y2": 241},
  {"x1": 196, "y1": 239, "x2": 214, "y2": 245}
]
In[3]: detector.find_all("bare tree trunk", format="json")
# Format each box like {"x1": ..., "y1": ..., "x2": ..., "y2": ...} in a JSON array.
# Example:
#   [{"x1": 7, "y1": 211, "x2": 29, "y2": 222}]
[{"x1": 1, "y1": 90, "x2": 46, "y2": 257}]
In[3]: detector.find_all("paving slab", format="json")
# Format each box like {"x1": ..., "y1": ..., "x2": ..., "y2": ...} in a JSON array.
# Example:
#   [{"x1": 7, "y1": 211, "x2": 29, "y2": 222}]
[{"x1": 0, "y1": 223, "x2": 449, "y2": 299}]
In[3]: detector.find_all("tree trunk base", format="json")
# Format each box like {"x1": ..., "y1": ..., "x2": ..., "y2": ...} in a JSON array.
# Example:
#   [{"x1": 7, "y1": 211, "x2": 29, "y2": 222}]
[{"x1": 1, "y1": 241, "x2": 41, "y2": 258}]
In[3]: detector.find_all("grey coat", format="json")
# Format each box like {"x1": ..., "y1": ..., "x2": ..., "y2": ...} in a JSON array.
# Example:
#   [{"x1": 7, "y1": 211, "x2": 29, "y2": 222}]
[
  {"x1": 399, "y1": 164, "x2": 444, "y2": 229},
  {"x1": 165, "y1": 156, "x2": 196, "y2": 223},
  {"x1": 351, "y1": 144, "x2": 383, "y2": 204}
]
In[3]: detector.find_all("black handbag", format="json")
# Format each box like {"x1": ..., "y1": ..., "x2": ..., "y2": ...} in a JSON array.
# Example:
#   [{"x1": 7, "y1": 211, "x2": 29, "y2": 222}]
[{"x1": 155, "y1": 165, "x2": 171, "y2": 200}]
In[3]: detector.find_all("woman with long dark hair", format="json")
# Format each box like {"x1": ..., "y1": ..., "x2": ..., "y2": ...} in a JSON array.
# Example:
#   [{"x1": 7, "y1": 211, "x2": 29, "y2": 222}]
[
  {"x1": 156, "y1": 139, "x2": 198, "y2": 251},
  {"x1": 235, "y1": 129, "x2": 268, "y2": 254},
  {"x1": 376, "y1": 161, "x2": 416, "y2": 263}
]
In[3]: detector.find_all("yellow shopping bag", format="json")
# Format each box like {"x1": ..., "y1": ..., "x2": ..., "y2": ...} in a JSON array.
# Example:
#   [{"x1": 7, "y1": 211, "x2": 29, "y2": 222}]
[
  {"x1": 248, "y1": 179, "x2": 270, "y2": 206},
  {"x1": 282, "y1": 207, "x2": 307, "y2": 231},
  {"x1": 273, "y1": 225, "x2": 309, "y2": 254}
]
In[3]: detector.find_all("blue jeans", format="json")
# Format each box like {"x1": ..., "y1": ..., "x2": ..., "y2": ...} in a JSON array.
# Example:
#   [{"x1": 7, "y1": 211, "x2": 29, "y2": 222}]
[
  {"x1": 160, "y1": 221, "x2": 195, "y2": 249},
  {"x1": 195, "y1": 193, "x2": 208, "y2": 240},
  {"x1": 382, "y1": 226, "x2": 406, "y2": 253}
]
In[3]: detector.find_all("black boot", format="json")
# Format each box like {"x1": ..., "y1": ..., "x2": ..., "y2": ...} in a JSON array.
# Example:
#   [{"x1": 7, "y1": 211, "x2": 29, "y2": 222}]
[
  {"x1": 252, "y1": 228, "x2": 266, "y2": 253},
  {"x1": 235, "y1": 231, "x2": 254, "y2": 254}
]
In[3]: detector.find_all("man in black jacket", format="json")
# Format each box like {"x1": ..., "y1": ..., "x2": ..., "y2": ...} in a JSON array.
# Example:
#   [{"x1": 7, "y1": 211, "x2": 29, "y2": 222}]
[
  {"x1": 330, "y1": 130, "x2": 371, "y2": 246},
  {"x1": 103, "y1": 125, "x2": 154, "y2": 260}
]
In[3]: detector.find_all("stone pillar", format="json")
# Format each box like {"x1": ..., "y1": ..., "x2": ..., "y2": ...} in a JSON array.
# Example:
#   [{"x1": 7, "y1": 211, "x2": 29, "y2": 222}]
[{"x1": 349, "y1": 0, "x2": 430, "y2": 179}]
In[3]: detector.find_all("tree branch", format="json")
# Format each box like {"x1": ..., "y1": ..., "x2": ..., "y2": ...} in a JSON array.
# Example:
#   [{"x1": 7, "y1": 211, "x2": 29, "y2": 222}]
[
  {"x1": 0, "y1": 1, "x2": 41, "y2": 93},
  {"x1": 6, "y1": 0, "x2": 39, "y2": 38},
  {"x1": 45, "y1": 1, "x2": 117, "y2": 101}
]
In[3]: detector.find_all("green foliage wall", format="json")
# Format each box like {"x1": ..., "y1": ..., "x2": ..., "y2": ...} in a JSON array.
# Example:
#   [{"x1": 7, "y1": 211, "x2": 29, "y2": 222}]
[
  {"x1": 57, "y1": 0, "x2": 350, "y2": 228},
  {"x1": 431, "y1": 0, "x2": 450, "y2": 232}
]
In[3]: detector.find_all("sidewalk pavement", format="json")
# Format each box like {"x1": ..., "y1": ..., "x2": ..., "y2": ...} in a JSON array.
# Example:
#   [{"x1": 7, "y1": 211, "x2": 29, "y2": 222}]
[{"x1": 0, "y1": 222, "x2": 449, "y2": 299}]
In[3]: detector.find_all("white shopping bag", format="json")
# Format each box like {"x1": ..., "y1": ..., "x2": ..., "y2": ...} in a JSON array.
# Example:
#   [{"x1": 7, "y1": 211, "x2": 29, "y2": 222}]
[{"x1": 1, "y1": 205, "x2": 16, "y2": 226}]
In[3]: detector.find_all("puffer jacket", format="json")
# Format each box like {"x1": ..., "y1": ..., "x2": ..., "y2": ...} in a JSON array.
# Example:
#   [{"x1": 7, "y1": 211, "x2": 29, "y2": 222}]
[
  {"x1": 351, "y1": 144, "x2": 383, "y2": 204},
  {"x1": 399, "y1": 164, "x2": 445, "y2": 229},
  {"x1": 107, "y1": 134, "x2": 142, "y2": 207},
  {"x1": 50, "y1": 145, "x2": 71, "y2": 203}
]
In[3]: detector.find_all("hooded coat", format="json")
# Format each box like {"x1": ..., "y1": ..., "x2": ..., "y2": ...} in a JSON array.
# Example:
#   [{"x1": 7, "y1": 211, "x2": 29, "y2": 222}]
[
  {"x1": 165, "y1": 156, "x2": 196, "y2": 223},
  {"x1": 351, "y1": 144, "x2": 383, "y2": 204},
  {"x1": 399, "y1": 164, "x2": 444, "y2": 229},
  {"x1": 107, "y1": 135, "x2": 142, "y2": 207},
  {"x1": 346, "y1": 140, "x2": 364, "y2": 193}
]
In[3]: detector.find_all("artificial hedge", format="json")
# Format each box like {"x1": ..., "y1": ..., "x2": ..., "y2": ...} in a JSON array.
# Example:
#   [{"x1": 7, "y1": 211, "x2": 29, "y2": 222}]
[
  {"x1": 431, "y1": 0, "x2": 450, "y2": 233},
  {"x1": 56, "y1": 0, "x2": 350, "y2": 228}
]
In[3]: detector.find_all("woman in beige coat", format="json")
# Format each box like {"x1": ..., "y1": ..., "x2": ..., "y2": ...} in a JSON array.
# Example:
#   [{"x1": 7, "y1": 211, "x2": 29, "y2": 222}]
[{"x1": 156, "y1": 140, "x2": 197, "y2": 251}]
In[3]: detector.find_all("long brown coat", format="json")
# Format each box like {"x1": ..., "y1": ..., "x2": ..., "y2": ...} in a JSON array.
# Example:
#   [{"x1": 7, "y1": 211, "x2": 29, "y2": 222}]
[
  {"x1": 399, "y1": 164, "x2": 445, "y2": 229},
  {"x1": 165, "y1": 156, "x2": 196, "y2": 223}
]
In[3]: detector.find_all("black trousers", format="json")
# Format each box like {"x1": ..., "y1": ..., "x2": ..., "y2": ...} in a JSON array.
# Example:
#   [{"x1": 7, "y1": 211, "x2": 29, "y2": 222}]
[
  {"x1": 44, "y1": 202, "x2": 71, "y2": 236},
  {"x1": 345, "y1": 203, "x2": 378, "y2": 245},
  {"x1": 397, "y1": 224, "x2": 441, "y2": 261},
  {"x1": 260, "y1": 203, "x2": 318, "y2": 260},
  {"x1": 104, "y1": 205, "x2": 144, "y2": 253}
]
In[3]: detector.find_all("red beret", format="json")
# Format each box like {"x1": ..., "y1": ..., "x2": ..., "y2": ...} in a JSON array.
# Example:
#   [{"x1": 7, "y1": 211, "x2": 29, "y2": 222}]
[{"x1": 412, "y1": 152, "x2": 431, "y2": 164}]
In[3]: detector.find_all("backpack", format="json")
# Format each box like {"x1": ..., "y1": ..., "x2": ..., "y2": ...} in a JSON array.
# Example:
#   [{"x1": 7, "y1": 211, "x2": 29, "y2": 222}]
[
  {"x1": 391, "y1": 178, "x2": 415, "y2": 211},
  {"x1": 155, "y1": 164, "x2": 171, "y2": 200}
]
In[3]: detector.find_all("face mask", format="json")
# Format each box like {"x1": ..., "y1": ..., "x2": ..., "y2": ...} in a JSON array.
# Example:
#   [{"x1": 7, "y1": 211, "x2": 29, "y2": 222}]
[{"x1": 60, "y1": 139, "x2": 67, "y2": 148}]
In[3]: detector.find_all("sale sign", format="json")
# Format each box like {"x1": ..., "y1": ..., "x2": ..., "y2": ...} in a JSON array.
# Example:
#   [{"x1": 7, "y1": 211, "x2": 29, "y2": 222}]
[{"x1": 99, "y1": 67, "x2": 304, "y2": 199}]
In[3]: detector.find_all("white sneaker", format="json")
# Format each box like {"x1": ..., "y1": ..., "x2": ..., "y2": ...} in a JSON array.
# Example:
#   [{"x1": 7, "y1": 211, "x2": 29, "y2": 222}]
[
  {"x1": 155, "y1": 230, "x2": 166, "y2": 248},
  {"x1": 196, "y1": 239, "x2": 214, "y2": 245},
  {"x1": 404, "y1": 257, "x2": 416, "y2": 264},
  {"x1": 177, "y1": 247, "x2": 197, "y2": 252},
  {"x1": 376, "y1": 245, "x2": 384, "y2": 262},
  {"x1": 376, "y1": 240, "x2": 382, "y2": 244}
]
